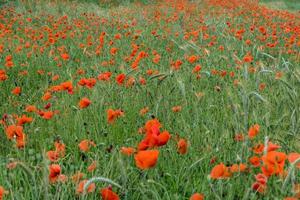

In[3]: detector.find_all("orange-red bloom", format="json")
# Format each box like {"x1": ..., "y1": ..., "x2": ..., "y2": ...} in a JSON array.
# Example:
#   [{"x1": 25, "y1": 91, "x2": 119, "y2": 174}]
[
  {"x1": 192, "y1": 65, "x2": 202, "y2": 73},
  {"x1": 12, "y1": 87, "x2": 21, "y2": 95},
  {"x1": 42, "y1": 92, "x2": 52, "y2": 101},
  {"x1": 158, "y1": 131, "x2": 171, "y2": 146},
  {"x1": 38, "y1": 110, "x2": 55, "y2": 120},
  {"x1": 210, "y1": 163, "x2": 231, "y2": 179},
  {"x1": 248, "y1": 124, "x2": 260, "y2": 139},
  {"x1": 61, "y1": 53, "x2": 70, "y2": 60},
  {"x1": 252, "y1": 173, "x2": 267, "y2": 194},
  {"x1": 120, "y1": 147, "x2": 135, "y2": 156},
  {"x1": 78, "y1": 140, "x2": 96, "y2": 152},
  {"x1": 252, "y1": 143, "x2": 264, "y2": 154},
  {"x1": 190, "y1": 193, "x2": 204, "y2": 200},
  {"x1": 172, "y1": 106, "x2": 182, "y2": 112},
  {"x1": 76, "y1": 180, "x2": 95, "y2": 194},
  {"x1": 49, "y1": 164, "x2": 67, "y2": 183},
  {"x1": 187, "y1": 55, "x2": 198, "y2": 64},
  {"x1": 138, "y1": 119, "x2": 171, "y2": 150},
  {"x1": 261, "y1": 151, "x2": 286, "y2": 177},
  {"x1": 234, "y1": 133, "x2": 245, "y2": 141},
  {"x1": 5, "y1": 125, "x2": 26, "y2": 148},
  {"x1": 139, "y1": 107, "x2": 149, "y2": 116},
  {"x1": 243, "y1": 53, "x2": 253, "y2": 63},
  {"x1": 287, "y1": 153, "x2": 300, "y2": 168},
  {"x1": 267, "y1": 142, "x2": 281, "y2": 152},
  {"x1": 87, "y1": 161, "x2": 97, "y2": 172},
  {"x1": 0, "y1": 70, "x2": 8, "y2": 81},
  {"x1": 47, "y1": 141, "x2": 66, "y2": 162},
  {"x1": 60, "y1": 81, "x2": 73, "y2": 94},
  {"x1": 98, "y1": 72, "x2": 112, "y2": 81},
  {"x1": 47, "y1": 151, "x2": 59, "y2": 162},
  {"x1": 0, "y1": 186, "x2": 8, "y2": 200},
  {"x1": 177, "y1": 138, "x2": 188, "y2": 154},
  {"x1": 78, "y1": 78, "x2": 97, "y2": 89},
  {"x1": 144, "y1": 119, "x2": 161, "y2": 133},
  {"x1": 134, "y1": 150, "x2": 159, "y2": 170},
  {"x1": 54, "y1": 141, "x2": 65, "y2": 156},
  {"x1": 16, "y1": 115, "x2": 33, "y2": 126},
  {"x1": 252, "y1": 180, "x2": 267, "y2": 193},
  {"x1": 116, "y1": 74, "x2": 126, "y2": 85},
  {"x1": 100, "y1": 187, "x2": 119, "y2": 200},
  {"x1": 25, "y1": 105, "x2": 37, "y2": 112},
  {"x1": 107, "y1": 109, "x2": 124, "y2": 124},
  {"x1": 249, "y1": 156, "x2": 261, "y2": 167},
  {"x1": 230, "y1": 163, "x2": 247, "y2": 173},
  {"x1": 79, "y1": 97, "x2": 91, "y2": 109}
]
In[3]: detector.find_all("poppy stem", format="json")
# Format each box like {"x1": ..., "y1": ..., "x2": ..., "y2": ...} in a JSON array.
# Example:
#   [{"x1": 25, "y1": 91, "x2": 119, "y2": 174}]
[{"x1": 263, "y1": 136, "x2": 269, "y2": 155}]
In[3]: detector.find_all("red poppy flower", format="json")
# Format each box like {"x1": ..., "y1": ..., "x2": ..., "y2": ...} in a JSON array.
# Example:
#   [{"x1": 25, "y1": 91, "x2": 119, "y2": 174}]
[
  {"x1": 230, "y1": 163, "x2": 247, "y2": 173},
  {"x1": 49, "y1": 164, "x2": 66, "y2": 183},
  {"x1": 261, "y1": 151, "x2": 286, "y2": 177},
  {"x1": 210, "y1": 163, "x2": 231, "y2": 179},
  {"x1": 87, "y1": 161, "x2": 97, "y2": 172},
  {"x1": 79, "y1": 97, "x2": 91, "y2": 109},
  {"x1": 61, "y1": 53, "x2": 70, "y2": 60},
  {"x1": 177, "y1": 138, "x2": 188, "y2": 154},
  {"x1": 78, "y1": 140, "x2": 96, "y2": 152},
  {"x1": 252, "y1": 181, "x2": 267, "y2": 194},
  {"x1": 100, "y1": 187, "x2": 119, "y2": 200},
  {"x1": 192, "y1": 65, "x2": 202, "y2": 73},
  {"x1": 116, "y1": 74, "x2": 126, "y2": 85},
  {"x1": 12, "y1": 87, "x2": 21, "y2": 95},
  {"x1": 190, "y1": 193, "x2": 204, "y2": 200},
  {"x1": 243, "y1": 53, "x2": 253, "y2": 63},
  {"x1": 120, "y1": 147, "x2": 135, "y2": 156},
  {"x1": 287, "y1": 153, "x2": 300, "y2": 168},
  {"x1": 134, "y1": 150, "x2": 159, "y2": 170},
  {"x1": 248, "y1": 124, "x2": 260, "y2": 139},
  {"x1": 107, "y1": 109, "x2": 124, "y2": 124},
  {"x1": 76, "y1": 180, "x2": 95, "y2": 194},
  {"x1": 47, "y1": 151, "x2": 59, "y2": 162},
  {"x1": 0, "y1": 186, "x2": 8, "y2": 200},
  {"x1": 5, "y1": 125, "x2": 26, "y2": 148},
  {"x1": 172, "y1": 106, "x2": 182, "y2": 112},
  {"x1": 249, "y1": 156, "x2": 261, "y2": 167}
]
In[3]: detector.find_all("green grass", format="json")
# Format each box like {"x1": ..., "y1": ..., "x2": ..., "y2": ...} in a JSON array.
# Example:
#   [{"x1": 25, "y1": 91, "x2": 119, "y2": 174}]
[
  {"x1": 0, "y1": 0, "x2": 299, "y2": 199},
  {"x1": 260, "y1": 0, "x2": 300, "y2": 11}
]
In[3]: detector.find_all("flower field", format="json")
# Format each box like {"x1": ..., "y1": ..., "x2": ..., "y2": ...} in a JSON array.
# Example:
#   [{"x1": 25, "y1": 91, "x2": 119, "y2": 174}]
[{"x1": 0, "y1": 0, "x2": 299, "y2": 199}]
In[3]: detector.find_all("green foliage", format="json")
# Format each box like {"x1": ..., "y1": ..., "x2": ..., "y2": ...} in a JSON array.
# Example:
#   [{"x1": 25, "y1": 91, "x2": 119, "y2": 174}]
[
  {"x1": 0, "y1": 0, "x2": 299, "y2": 199},
  {"x1": 260, "y1": 0, "x2": 300, "y2": 11}
]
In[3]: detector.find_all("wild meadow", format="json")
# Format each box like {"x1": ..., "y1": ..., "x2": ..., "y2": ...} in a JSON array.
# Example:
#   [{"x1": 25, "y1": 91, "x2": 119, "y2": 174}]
[{"x1": 0, "y1": 0, "x2": 299, "y2": 199}]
